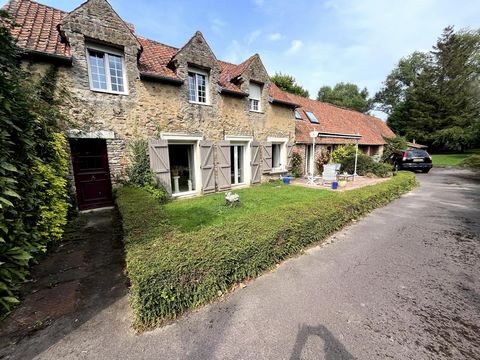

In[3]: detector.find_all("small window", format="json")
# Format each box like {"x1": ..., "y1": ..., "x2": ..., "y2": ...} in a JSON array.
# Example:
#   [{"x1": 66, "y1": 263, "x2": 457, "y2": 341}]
[
  {"x1": 249, "y1": 82, "x2": 262, "y2": 112},
  {"x1": 87, "y1": 47, "x2": 126, "y2": 94},
  {"x1": 188, "y1": 69, "x2": 208, "y2": 104},
  {"x1": 305, "y1": 111, "x2": 319, "y2": 124},
  {"x1": 294, "y1": 110, "x2": 303, "y2": 120},
  {"x1": 272, "y1": 143, "x2": 282, "y2": 169}
]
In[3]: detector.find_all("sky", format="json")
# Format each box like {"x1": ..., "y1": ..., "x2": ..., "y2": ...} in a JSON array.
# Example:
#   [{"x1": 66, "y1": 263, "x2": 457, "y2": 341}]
[{"x1": 21, "y1": 0, "x2": 480, "y2": 117}]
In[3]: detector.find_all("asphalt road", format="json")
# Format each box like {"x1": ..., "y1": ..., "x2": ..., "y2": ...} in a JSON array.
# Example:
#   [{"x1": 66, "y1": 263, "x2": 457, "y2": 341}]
[{"x1": 5, "y1": 168, "x2": 480, "y2": 359}]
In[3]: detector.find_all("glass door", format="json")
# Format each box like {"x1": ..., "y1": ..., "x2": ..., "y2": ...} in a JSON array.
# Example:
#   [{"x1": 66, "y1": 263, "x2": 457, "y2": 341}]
[{"x1": 230, "y1": 145, "x2": 245, "y2": 185}]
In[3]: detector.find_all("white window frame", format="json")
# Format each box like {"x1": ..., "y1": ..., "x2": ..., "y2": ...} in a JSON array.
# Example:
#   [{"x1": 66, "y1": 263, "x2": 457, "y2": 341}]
[
  {"x1": 225, "y1": 135, "x2": 253, "y2": 186},
  {"x1": 160, "y1": 133, "x2": 203, "y2": 197},
  {"x1": 248, "y1": 82, "x2": 262, "y2": 112},
  {"x1": 188, "y1": 67, "x2": 210, "y2": 105},
  {"x1": 86, "y1": 43, "x2": 128, "y2": 95},
  {"x1": 267, "y1": 137, "x2": 288, "y2": 173}
]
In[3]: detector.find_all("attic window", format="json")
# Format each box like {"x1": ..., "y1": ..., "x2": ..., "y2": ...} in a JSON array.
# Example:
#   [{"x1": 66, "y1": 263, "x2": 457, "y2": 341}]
[
  {"x1": 305, "y1": 111, "x2": 319, "y2": 124},
  {"x1": 294, "y1": 110, "x2": 303, "y2": 120},
  {"x1": 86, "y1": 44, "x2": 127, "y2": 94},
  {"x1": 249, "y1": 82, "x2": 262, "y2": 112},
  {"x1": 188, "y1": 68, "x2": 209, "y2": 104}
]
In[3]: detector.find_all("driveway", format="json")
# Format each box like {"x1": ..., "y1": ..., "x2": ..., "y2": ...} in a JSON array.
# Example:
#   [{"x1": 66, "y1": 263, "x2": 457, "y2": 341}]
[{"x1": 2, "y1": 168, "x2": 479, "y2": 359}]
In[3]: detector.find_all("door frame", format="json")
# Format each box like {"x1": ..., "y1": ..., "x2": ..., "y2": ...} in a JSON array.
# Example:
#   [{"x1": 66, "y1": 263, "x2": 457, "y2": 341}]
[{"x1": 225, "y1": 135, "x2": 253, "y2": 186}]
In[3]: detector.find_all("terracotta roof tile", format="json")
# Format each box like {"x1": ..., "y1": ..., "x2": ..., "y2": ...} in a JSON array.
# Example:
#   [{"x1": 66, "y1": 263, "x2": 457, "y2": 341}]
[
  {"x1": 288, "y1": 93, "x2": 395, "y2": 145},
  {"x1": 137, "y1": 37, "x2": 178, "y2": 79},
  {"x1": 4, "y1": 0, "x2": 70, "y2": 57}
]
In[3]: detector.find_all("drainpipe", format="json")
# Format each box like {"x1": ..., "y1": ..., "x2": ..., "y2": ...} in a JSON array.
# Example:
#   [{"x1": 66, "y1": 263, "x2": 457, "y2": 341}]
[{"x1": 354, "y1": 139, "x2": 359, "y2": 181}]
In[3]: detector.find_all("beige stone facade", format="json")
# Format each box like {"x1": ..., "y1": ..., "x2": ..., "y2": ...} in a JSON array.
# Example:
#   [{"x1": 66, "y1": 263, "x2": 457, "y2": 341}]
[{"x1": 18, "y1": 0, "x2": 295, "y2": 207}]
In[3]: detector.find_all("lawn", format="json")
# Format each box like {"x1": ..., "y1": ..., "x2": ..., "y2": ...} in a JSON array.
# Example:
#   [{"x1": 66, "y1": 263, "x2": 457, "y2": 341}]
[
  {"x1": 116, "y1": 172, "x2": 417, "y2": 329},
  {"x1": 431, "y1": 149, "x2": 480, "y2": 167}
]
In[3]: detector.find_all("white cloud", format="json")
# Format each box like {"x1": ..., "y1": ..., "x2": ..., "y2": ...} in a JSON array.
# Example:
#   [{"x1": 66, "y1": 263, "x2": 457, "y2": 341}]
[
  {"x1": 210, "y1": 18, "x2": 226, "y2": 34},
  {"x1": 285, "y1": 40, "x2": 303, "y2": 55},
  {"x1": 253, "y1": 0, "x2": 265, "y2": 6},
  {"x1": 247, "y1": 29, "x2": 262, "y2": 45},
  {"x1": 267, "y1": 33, "x2": 283, "y2": 41}
]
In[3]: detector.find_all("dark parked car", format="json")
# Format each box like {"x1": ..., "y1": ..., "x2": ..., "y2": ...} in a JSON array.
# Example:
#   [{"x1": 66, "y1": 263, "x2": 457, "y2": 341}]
[{"x1": 384, "y1": 149, "x2": 433, "y2": 173}]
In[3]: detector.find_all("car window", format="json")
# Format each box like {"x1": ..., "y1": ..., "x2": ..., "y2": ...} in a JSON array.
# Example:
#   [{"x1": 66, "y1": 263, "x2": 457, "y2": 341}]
[{"x1": 407, "y1": 150, "x2": 428, "y2": 157}]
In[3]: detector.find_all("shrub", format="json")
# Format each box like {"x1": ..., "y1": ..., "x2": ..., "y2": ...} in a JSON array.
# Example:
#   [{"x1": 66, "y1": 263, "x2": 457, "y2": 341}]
[
  {"x1": 315, "y1": 150, "x2": 330, "y2": 174},
  {"x1": 0, "y1": 14, "x2": 69, "y2": 314},
  {"x1": 340, "y1": 154, "x2": 393, "y2": 178},
  {"x1": 117, "y1": 172, "x2": 417, "y2": 329},
  {"x1": 382, "y1": 135, "x2": 408, "y2": 161},
  {"x1": 331, "y1": 145, "x2": 356, "y2": 164},
  {"x1": 290, "y1": 152, "x2": 303, "y2": 177},
  {"x1": 460, "y1": 154, "x2": 480, "y2": 170}
]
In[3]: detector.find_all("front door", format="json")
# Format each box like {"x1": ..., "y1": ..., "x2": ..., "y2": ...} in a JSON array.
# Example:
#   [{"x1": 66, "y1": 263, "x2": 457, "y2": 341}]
[{"x1": 70, "y1": 139, "x2": 113, "y2": 210}]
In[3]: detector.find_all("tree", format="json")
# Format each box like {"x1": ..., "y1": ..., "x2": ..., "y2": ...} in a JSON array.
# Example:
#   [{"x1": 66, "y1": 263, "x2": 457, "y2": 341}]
[
  {"x1": 317, "y1": 82, "x2": 373, "y2": 113},
  {"x1": 375, "y1": 26, "x2": 480, "y2": 151},
  {"x1": 270, "y1": 72, "x2": 309, "y2": 98}
]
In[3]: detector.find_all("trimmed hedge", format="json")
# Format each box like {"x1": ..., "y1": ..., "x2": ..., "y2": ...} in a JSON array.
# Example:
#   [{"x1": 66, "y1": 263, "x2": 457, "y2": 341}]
[{"x1": 117, "y1": 172, "x2": 417, "y2": 329}]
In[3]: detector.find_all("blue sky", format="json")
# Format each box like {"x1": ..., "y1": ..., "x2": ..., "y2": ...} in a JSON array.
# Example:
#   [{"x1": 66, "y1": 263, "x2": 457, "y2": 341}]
[{"x1": 25, "y1": 0, "x2": 480, "y2": 115}]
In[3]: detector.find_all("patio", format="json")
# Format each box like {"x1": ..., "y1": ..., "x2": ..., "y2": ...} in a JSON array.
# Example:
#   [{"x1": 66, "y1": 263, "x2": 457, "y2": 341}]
[{"x1": 291, "y1": 175, "x2": 389, "y2": 191}]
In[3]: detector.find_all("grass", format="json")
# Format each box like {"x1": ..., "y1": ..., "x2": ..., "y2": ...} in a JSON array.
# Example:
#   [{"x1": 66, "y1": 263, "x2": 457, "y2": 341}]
[
  {"x1": 116, "y1": 172, "x2": 418, "y2": 329},
  {"x1": 431, "y1": 148, "x2": 480, "y2": 167},
  {"x1": 164, "y1": 183, "x2": 335, "y2": 232}
]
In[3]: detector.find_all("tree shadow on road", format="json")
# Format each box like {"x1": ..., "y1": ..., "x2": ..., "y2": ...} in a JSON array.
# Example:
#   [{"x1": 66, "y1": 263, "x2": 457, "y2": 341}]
[{"x1": 290, "y1": 324, "x2": 355, "y2": 360}]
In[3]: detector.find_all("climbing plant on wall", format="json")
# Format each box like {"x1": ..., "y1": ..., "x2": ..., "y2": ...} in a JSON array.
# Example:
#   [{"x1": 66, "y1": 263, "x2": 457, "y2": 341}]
[{"x1": 0, "y1": 11, "x2": 69, "y2": 314}]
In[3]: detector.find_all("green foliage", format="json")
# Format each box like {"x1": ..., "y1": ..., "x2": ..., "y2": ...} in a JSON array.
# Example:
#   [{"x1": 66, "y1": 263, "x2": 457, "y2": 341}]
[
  {"x1": 331, "y1": 145, "x2": 356, "y2": 164},
  {"x1": 340, "y1": 154, "x2": 393, "y2": 178},
  {"x1": 0, "y1": 11, "x2": 69, "y2": 314},
  {"x1": 315, "y1": 150, "x2": 330, "y2": 174},
  {"x1": 116, "y1": 173, "x2": 417, "y2": 329},
  {"x1": 381, "y1": 135, "x2": 408, "y2": 161},
  {"x1": 317, "y1": 83, "x2": 373, "y2": 113},
  {"x1": 376, "y1": 27, "x2": 480, "y2": 151},
  {"x1": 126, "y1": 138, "x2": 168, "y2": 203},
  {"x1": 460, "y1": 154, "x2": 480, "y2": 169},
  {"x1": 290, "y1": 152, "x2": 303, "y2": 177},
  {"x1": 270, "y1": 72, "x2": 309, "y2": 98}
]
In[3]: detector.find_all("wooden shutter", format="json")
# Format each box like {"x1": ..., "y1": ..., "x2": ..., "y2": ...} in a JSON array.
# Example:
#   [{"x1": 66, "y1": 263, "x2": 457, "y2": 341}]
[
  {"x1": 287, "y1": 142, "x2": 294, "y2": 170},
  {"x1": 216, "y1": 141, "x2": 231, "y2": 191},
  {"x1": 251, "y1": 140, "x2": 261, "y2": 184},
  {"x1": 262, "y1": 142, "x2": 272, "y2": 174},
  {"x1": 148, "y1": 139, "x2": 172, "y2": 195},
  {"x1": 200, "y1": 141, "x2": 215, "y2": 194}
]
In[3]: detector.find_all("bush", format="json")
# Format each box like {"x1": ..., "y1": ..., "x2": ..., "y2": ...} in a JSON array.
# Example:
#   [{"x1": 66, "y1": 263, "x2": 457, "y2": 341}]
[
  {"x1": 460, "y1": 154, "x2": 480, "y2": 170},
  {"x1": 116, "y1": 172, "x2": 417, "y2": 329},
  {"x1": 290, "y1": 152, "x2": 303, "y2": 177},
  {"x1": 331, "y1": 145, "x2": 356, "y2": 164},
  {"x1": 0, "y1": 14, "x2": 69, "y2": 314},
  {"x1": 340, "y1": 154, "x2": 393, "y2": 178},
  {"x1": 382, "y1": 135, "x2": 408, "y2": 161}
]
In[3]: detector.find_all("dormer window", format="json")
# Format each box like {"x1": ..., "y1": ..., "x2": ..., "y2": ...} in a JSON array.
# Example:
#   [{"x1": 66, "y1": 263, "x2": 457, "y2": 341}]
[
  {"x1": 295, "y1": 110, "x2": 303, "y2": 120},
  {"x1": 188, "y1": 68, "x2": 209, "y2": 104},
  {"x1": 249, "y1": 82, "x2": 262, "y2": 112},
  {"x1": 86, "y1": 44, "x2": 127, "y2": 94}
]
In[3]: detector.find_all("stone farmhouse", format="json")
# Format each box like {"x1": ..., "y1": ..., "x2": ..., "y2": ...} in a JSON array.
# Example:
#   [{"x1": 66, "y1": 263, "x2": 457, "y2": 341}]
[{"x1": 4, "y1": 0, "x2": 394, "y2": 210}]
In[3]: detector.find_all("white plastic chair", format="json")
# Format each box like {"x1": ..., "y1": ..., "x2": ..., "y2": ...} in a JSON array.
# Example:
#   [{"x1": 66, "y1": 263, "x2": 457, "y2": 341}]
[{"x1": 322, "y1": 164, "x2": 338, "y2": 185}]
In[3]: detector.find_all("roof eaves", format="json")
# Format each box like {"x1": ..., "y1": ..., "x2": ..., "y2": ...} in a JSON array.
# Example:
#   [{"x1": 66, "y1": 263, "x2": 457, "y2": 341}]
[
  {"x1": 139, "y1": 72, "x2": 183, "y2": 85},
  {"x1": 19, "y1": 48, "x2": 73, "y2": 64},
  {"x1": 220, "y1": 87, "x2": 248, "y2": 97},
  {"x1": 269, "y1": 96, "x2": 300, "y2": 108}
]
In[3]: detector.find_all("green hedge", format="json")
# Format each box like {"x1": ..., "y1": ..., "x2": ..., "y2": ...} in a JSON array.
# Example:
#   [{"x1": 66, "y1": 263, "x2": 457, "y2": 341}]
[{"x1": 117, "y1": 172, "x2": 417, "y2": 329}]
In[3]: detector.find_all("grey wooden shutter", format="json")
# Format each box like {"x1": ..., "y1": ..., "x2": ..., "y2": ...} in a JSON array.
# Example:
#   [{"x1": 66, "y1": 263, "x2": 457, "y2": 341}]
[
  {"x1": 251, "y1": 140, "x2": 261, "y2": 184},
  {"x1": 216, "y1": 141, "x2": 231, "y2": 191},
  {"x1": 200, "y1": 141, "x2": 215, "y2": 194},
  {"x1": 148, "y1": 139, "x2": 172, "y2": 195},
  {"x1": 262, "y1": 142, "x2": 272, "y2": 174},
  {"x1": 287, "y1": 142, "x2": 294, "y2": 170}
]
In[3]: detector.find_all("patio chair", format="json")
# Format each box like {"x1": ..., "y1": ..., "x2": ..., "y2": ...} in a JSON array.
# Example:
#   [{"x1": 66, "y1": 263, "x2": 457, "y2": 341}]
[
  {"x1": 321, "y1": 164, "x2": 338, "y2": 186},
  {"x1": 306, "y1": 174, "x2": 322, "y2": 185}
]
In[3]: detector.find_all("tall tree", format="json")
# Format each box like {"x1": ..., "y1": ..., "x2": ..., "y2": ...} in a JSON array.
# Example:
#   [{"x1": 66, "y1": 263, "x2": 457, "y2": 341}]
[
  {"x1": 375, "y1": 26, "x2": 480, "y2": 151},
  {"x1": 270, "y1": 72, "x2": 309, "y2": 98},
  {"x1": 317, "y1": 82, "x2": 373, "y2": 113}
]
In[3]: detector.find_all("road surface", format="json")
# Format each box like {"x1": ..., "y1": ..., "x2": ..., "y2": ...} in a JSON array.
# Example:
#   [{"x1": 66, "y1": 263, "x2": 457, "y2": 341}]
[{"x1": 3, "y1": 168, "x2": 480, "y2": 359}]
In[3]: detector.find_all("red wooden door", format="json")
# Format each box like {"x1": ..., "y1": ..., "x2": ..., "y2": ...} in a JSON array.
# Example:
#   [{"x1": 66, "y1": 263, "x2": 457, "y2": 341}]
[{"x1": 70, "y1": 139, "x2": 113, "y2": 210}]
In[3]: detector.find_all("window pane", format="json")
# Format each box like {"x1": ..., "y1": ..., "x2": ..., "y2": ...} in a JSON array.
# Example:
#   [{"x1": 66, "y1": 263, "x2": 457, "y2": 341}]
[
  {"x1": 188, "y1": 72, "x2": 197, "y2": 101},
  {"x1": 197, "y1": 74, "x2": 206, "y2": 103},
  {"x1": 238, "y1": 146, "x2": 244, "y2": 183},
  {"x1": 108, "y1": 54, "x2": 124, "y2": 92},
  {"x1": 89, "y1": 51, "x2": 107, "y2": 90},
  {"x1": 272, "y1": 144, "x2": 281, "y2": 168},
  {"x1": 249, "y1": 99, "x2": 259, "y2": 111}
]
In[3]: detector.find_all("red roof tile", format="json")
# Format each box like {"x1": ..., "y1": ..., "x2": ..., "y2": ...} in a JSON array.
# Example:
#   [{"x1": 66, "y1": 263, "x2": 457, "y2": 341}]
[
  {"x1": 289, "y1": 93, "x2": 395, "y2": 145},
  {"x1": 137, "y1": 37, "x2": 178, "y2": 79},
  {"x1": 4, "y1": 0, "x2": 70, "y2": 57}
]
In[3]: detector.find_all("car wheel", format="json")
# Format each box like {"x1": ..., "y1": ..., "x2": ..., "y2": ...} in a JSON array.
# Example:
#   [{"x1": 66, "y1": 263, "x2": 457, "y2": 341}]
[
  {"x1": 394, "y1": 163, "x2": 400, "y2": 171},
  {"x1": 422, "y1": 169, "x2": 430, "y2": 173}
]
